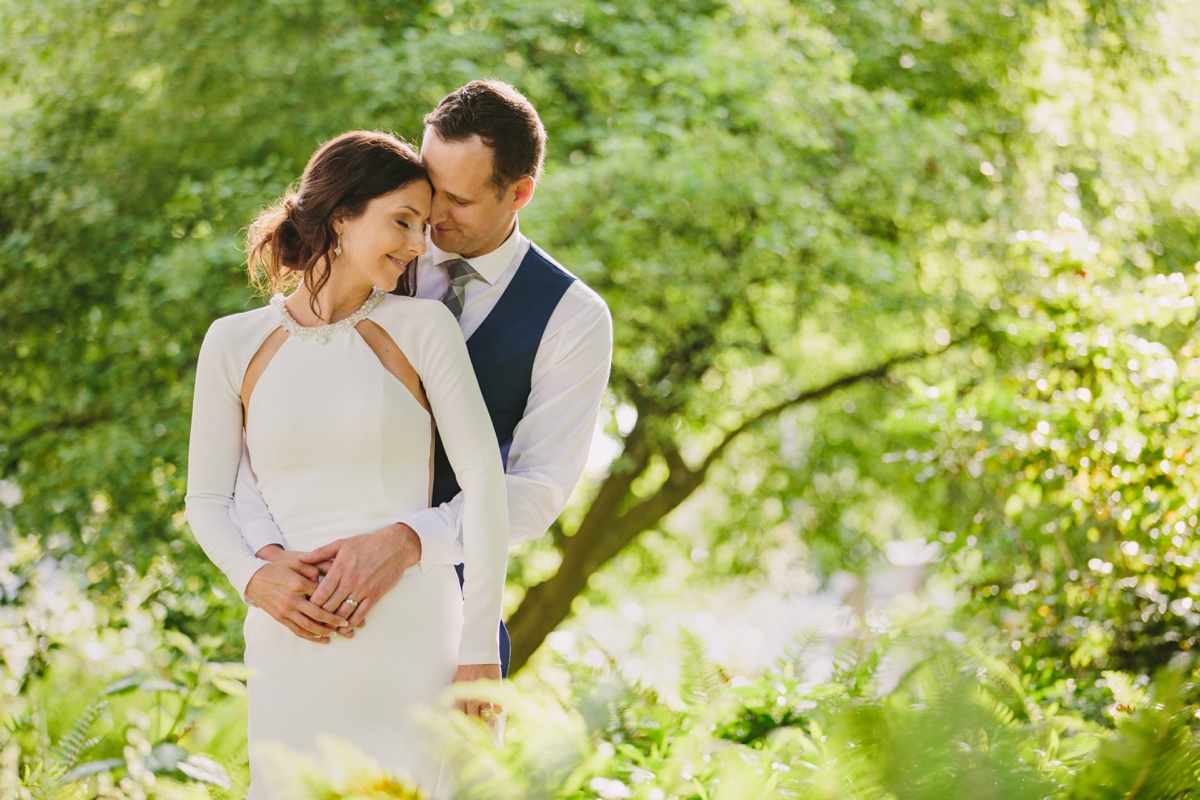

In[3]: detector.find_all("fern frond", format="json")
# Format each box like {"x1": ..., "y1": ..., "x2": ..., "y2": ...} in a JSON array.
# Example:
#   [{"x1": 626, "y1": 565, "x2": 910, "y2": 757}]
[
  {"x1": 48, "y1": 699, "x2": 107, "y2": 779},
  {"x1": 677, "y1": 629, "x2": 723, "y2": 707},
  {"x1": 1068, "y1": 661, "x2": 1200, "y2": 799},
  {"x1": 780, "y1": 617, "x2": 835, "y2": 672},
  {"x1": 0, "y1": 712, "x2": 32, "y2": 747}
]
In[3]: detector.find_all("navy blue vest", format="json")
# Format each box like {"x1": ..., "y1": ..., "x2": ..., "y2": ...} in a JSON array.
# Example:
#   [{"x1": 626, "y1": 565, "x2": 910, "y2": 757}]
[
  {"x1": 431, "y1": 243, "x2": 577, "y2": 505},
  {"x1": 437, "y1": 244, "x2": 575, "y2": 676}
]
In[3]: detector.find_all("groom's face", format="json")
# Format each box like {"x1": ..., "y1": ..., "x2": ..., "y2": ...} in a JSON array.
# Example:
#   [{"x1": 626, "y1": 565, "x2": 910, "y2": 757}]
[{"x1": 422, "y1": 128, "x2": 522, "y2": 259}]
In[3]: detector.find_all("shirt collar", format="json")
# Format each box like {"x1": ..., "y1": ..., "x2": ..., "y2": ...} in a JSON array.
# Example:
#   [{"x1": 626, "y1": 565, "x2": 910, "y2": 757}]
[{"x1": 427, "y1": 219, "x2": 525, "y2": 285}]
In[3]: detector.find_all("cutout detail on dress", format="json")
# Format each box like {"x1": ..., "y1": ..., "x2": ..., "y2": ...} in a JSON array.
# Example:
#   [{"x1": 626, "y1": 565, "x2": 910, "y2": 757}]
[
  {"x1": 355, "y1": 320, "x2": 431, "y2": 413},
  {"x1": 354, "y1": 320, "x2": 438, "y2": 504},
  {"x1": 241, "y1": 327, "x2": 289, "y2": 421}
]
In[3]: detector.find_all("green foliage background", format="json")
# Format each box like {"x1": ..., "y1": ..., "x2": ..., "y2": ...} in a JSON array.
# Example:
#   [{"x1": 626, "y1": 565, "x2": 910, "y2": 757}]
[{"x1": 2, "y1": 0, "x2": 1200, "y2": 795}]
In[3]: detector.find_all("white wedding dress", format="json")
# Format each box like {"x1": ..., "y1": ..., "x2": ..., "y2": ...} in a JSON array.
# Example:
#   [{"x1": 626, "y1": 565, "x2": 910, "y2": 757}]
[{"x1": 184, "y1": 291, "x2": 508, "y2": 799}]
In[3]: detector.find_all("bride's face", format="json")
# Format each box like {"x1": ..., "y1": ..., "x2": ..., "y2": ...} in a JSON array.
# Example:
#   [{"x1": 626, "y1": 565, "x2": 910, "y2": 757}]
[{"x1": 335, "y1": 180, "x2": 432, "y2": 291}]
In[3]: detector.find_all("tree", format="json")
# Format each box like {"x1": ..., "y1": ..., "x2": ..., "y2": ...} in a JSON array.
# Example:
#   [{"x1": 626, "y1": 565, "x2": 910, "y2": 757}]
[{"x1": 2, "y1": 0, "x2": 1198, "y2": 683}]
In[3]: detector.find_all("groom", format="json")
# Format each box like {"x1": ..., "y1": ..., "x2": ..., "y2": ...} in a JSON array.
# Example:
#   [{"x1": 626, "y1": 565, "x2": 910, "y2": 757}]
[{"x1": 231, "y1": 80, "x2": 613, "y2": 678}]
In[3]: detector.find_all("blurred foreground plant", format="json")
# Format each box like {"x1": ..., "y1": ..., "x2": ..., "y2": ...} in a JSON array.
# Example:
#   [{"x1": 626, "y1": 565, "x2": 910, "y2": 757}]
[
  {"x1": 7, "y1": 531, "x2": 1200, "y2": 799},
  {"x1": 413, "y1": 622, "x2": 1200, "y2": 799},
  {"x1": 0, "y1": 534, "x2": 249, "y2": 798}
]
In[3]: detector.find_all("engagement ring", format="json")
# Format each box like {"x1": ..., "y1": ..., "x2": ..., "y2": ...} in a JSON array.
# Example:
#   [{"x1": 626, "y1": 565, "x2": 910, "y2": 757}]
[{"x1": 345, "y1": 598, "x2": 359, "y2": 607}]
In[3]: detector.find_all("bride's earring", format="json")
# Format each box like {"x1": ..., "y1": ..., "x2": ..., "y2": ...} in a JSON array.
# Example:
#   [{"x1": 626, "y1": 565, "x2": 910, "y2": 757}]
[{"x1": 334, "y1": 235, "x2": 343, "y2": 257}]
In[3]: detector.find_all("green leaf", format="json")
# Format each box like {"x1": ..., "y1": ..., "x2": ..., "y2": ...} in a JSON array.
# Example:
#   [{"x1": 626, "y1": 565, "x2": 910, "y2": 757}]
[
  {"x1": 102, "y1": 672, "x2": 151, "y2": 696},
  {"x1": 176, "y1": 754, "x2": 232, "y2": 788},
  {"x1": 144, "y1": 742, "x2": 232, "y2": 787},
  {"x1": 59, "y1": 757, "x2": 125, "y2": 784}
]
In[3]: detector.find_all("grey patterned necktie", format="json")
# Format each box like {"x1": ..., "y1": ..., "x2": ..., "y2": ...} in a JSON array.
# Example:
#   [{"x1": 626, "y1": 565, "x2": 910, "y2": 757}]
[{"x1": 439, "y1": 259, "x2": 480, "y2": 320}]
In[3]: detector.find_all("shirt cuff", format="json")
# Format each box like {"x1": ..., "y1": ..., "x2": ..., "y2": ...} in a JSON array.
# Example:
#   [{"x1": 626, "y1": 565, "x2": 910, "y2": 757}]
[
  {"x1": 242, "y1": 519, "x2": 286, "y2": 558},
  {"x1": 457, "y1": 649, "x2": 501, "y2": 666},
  {"x1": 404, "y1": 507, "x2": 459, "y2": 571}
]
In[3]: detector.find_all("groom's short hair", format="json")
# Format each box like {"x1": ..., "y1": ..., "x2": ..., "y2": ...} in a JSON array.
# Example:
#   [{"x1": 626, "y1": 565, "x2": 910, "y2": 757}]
[{"x1": 425, "y1": 80, "x2": 546, "y2": 192}]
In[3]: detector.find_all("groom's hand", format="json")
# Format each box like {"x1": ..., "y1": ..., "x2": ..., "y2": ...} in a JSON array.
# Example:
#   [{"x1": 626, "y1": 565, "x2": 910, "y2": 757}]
[
  {"x1": 452, "y1": 664, "x2": 503, "y2": 722},
  {"x1": 300, "y1": 523, "x2": 422, "y2": 637},
  {"x1": 245, "y1": 560, "x2": 349, "y2": 643},
  {"x1": 257, "y1": 544, "x2": 333, "y2": 575}
]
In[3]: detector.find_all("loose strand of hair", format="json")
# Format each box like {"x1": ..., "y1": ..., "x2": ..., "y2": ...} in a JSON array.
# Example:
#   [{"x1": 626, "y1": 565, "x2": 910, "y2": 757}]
[{"x1": 303, "y1": 253, "x2": 333, "y2": 319}]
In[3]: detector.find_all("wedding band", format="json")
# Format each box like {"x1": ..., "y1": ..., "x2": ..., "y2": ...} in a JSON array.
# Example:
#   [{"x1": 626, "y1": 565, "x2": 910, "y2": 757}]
[
  {"x1": 479, "y1": 706, "x2": 495, "y2": 721},
  {"x1": 345, "y1": 598, "x2": 359, "y2": 607}
]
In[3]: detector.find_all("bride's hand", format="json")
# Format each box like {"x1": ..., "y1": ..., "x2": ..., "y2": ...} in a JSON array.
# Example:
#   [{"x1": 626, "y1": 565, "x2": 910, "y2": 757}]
[
  {"x1": 299, "y1": 524, "x2": 422, "y2": 636},
  {"x1": 245, "y1": 559, "x2": 349, "y2": 643},
  {"x1": 452, "y1": 663, "x2": 502, "y2": 722}
]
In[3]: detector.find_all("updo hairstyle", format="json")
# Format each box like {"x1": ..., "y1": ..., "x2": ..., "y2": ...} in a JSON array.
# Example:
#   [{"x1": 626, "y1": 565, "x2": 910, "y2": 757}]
[{"x1": 247, "y1": 131, "x2": 427, "y2": 304}]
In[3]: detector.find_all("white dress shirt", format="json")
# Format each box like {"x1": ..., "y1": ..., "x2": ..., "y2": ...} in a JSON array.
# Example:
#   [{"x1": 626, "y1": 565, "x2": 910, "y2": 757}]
[{"x1": 232, "y1": 220, "x2": 613, "y2": 571}]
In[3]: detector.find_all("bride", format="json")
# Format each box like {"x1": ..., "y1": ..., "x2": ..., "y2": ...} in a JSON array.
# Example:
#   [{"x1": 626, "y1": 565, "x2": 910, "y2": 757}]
[{"x1": 184, "y1": 130, "x2": 508, "y2": 798}]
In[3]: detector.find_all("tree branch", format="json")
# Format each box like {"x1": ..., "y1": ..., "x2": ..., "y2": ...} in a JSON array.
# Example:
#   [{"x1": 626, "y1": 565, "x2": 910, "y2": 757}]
[
  {"x1": 508, "y1": 320, "x2": 990, "y2": 673},
  {"x1": 694, "y1": 320, "x2": 989, "y2": 479}
]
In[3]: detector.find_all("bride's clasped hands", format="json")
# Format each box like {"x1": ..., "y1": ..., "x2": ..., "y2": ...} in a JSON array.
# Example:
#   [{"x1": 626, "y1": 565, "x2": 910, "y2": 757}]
[
  {"x1": 240, "y1": 550, "x2": 343, "y2": 643},
  {"x1": 245, "y1": 529, "x2": 503, "y2": 717},
  {"x1": 246, "y1": 523, "x2": 419, "y2": 642}
]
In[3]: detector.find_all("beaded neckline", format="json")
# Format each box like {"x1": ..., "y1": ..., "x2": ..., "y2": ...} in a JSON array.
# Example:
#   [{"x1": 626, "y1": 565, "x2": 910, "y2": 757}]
[{"x1": 271, "y1": 287, "x2": 386, "y2": 344}]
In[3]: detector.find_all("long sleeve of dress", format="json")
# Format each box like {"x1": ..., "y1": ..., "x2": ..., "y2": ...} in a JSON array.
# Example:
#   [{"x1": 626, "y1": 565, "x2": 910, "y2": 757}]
[
  {"x1": 396, "y1": 301, "x2": 509, "y2": 665},
  {"x1": 185, "y1": 313, "x2": 274, "y2": 599}
]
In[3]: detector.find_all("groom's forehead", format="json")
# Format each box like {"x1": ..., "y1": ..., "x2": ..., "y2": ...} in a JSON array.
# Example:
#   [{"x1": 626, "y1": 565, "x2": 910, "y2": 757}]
[{"x1": 423, "y1": 134, "x2": 495, "y2": 190}]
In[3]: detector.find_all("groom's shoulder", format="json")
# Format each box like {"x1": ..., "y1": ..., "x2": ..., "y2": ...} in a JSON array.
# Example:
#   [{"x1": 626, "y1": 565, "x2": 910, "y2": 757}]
[
  {"x1": 524, "y1": 240, "x2": 573, "y2": 280},
  {"x1": 524, "y1": 240, "x2": 608, "y2": 314}
]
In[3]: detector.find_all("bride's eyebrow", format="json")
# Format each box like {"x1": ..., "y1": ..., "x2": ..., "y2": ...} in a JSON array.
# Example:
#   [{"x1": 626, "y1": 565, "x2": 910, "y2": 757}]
[{"x1": 393, "y1": 205, "x2": 430, "y2": 221}]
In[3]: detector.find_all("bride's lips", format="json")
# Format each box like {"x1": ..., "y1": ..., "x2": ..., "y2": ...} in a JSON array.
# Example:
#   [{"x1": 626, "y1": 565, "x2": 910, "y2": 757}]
[{"x1": 387, "y1": 255, "x2": 407, "y2": 269}]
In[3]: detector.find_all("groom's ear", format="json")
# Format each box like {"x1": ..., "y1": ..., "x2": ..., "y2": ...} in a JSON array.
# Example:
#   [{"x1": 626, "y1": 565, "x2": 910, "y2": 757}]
[{"x1": 509, "y1": 176, "x2": 535, "y2": 212}]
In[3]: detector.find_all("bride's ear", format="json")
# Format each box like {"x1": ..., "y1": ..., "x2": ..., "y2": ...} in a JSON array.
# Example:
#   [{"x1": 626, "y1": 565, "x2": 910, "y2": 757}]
[
  {"x1": 329, "y1": 215, "x2": 347, "y2": 256},
  {"x1": 327, "y1": 216, "x2": 343, "y2": 257}
]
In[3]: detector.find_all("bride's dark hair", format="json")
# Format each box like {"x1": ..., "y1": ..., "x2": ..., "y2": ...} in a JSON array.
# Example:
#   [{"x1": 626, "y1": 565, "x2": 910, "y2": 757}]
[{"x1": 247, "y1": 131, "x2": 426, "y2": 307}]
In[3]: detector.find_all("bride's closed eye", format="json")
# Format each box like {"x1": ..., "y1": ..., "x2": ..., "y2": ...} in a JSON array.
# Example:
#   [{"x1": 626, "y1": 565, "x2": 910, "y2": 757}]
[{"x1": 395, "y1": 214, "x2": 429, "y2": 231}]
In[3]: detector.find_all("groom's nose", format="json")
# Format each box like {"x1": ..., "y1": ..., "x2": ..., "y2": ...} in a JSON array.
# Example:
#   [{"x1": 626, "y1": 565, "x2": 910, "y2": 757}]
[{"x1": 429, "y1": 192, "x2": 451, "y2": 225}]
